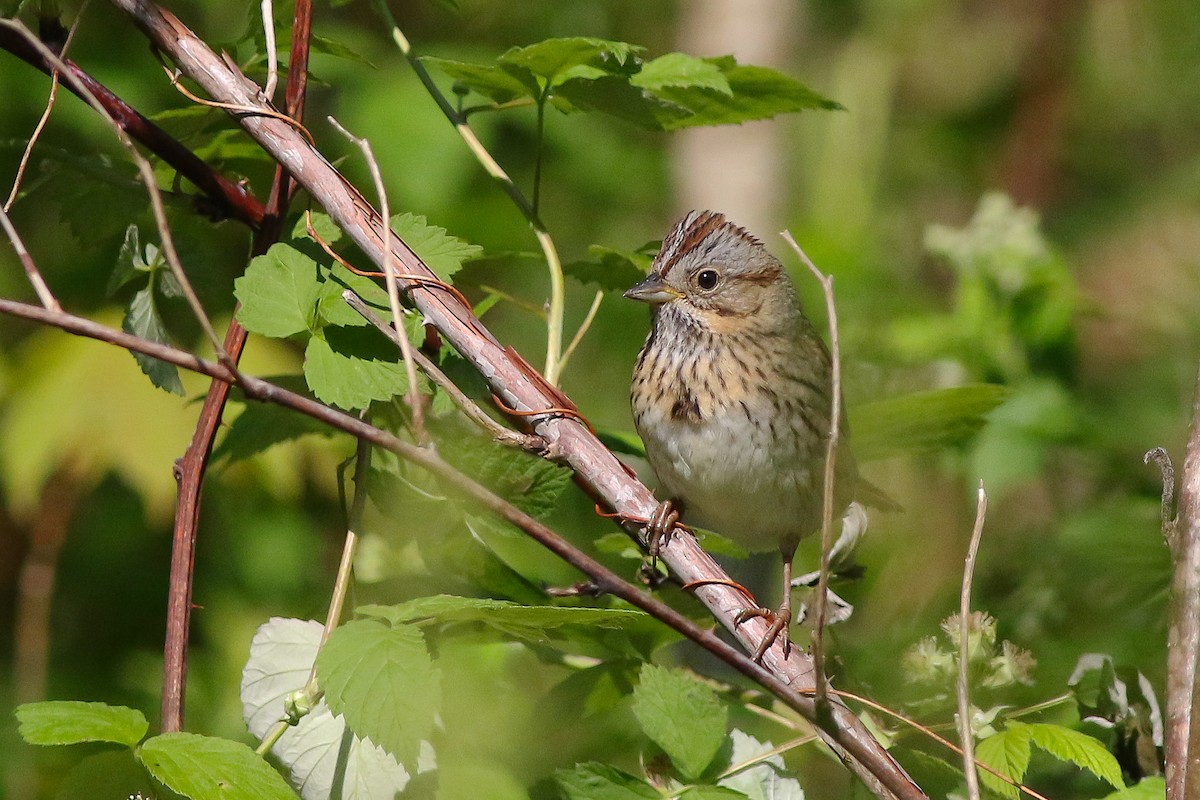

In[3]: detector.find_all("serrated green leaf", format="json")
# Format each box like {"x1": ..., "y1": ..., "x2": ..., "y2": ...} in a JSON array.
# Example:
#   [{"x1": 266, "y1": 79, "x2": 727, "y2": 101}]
[
  {"x1": 421, "y1": 57, "x2": 537, "y2": 104},
  {"x1": 632, "y1": 664, "x2": 727, "y2": 779},
  {"x1": 632, "y1": 52, "x2": 732, "y2": 95},
  {"x1": 390, "y1": 212, "x2": 481, "y2": 283},
  {"x1": 303, "y1": 327, "x2": 408, "y2": 410},
  {"x1": 1014, "y1": 721, "x2": 1123, "y2": 790},
  {"x1": 680, "y1": 788, "x2": 752, "y2": 799},
  {"x1": 290, "y1": 211, "x2": 343, "y2": 245},
  {"x1": 213, "y1": 402, "x2": 339, "y2": 463},
  {"x1": 356, "y1": 595, "x2": 653, "y2": 642},
  {"x1": 123, "y1": 282, "x2": 185, "y2": 395},
  {"x1": 16, "y1": 701, "x2": 148, "y2": 748},
  {"x1": 438, "y1": 434, "x2": 571, "y2": 519},
  {"x1": 719, "y1": 729, "x2": 804, "y2": 800},
  {"x1": 565, "y1": 243, "x2": 657, "y2": 292},
  {"x1": 849, "y1": 384, "x2": 1010, "y2": 462},
  {"x1": 655, "y1": 58, "x2": 841, "y2": 130},
  {"x1": 54, "y1": 749, "x2": 171, "y2": 800},
  {"x1": 310, "y1": 33, "x2": 376, "y2": 67},
  {"x1": 235, "y1": 243, "x2": 322, "y2": 338},
  {"x1": 500, "y1": 37, "x2": 644, "y2": 83},
  {"x1": 316, "y1": 263, "x2": 392, "y2": 327},
  {"x1": 108, "y1": 225, "x2": 151, "y2": 295},
  {"x1": 1099, "y1": 777, "x2": 1165, "y2": 800},
  {"x1": 975, "y1": 728, "x2": 1031, "y2": 800},
  {"x1": 553, "y1": 75, "x2": 691, "y2": 129},
  {"x1": 555, "y1": 762, "x2": 659, "y2": 800},
  {"x1": 138, "y1": 732, "x2": 296, "y2": 800},
  {"x1": 316, "y1": 619, "x2": 439, "y2": 768}
]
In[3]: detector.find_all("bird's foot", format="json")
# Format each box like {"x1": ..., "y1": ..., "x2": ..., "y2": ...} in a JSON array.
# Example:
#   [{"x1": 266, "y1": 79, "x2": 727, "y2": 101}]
[
  {"x1": 735, "y1": 604, "x2": 793, "y2": 663},
  {"x1": 644, "y1": 499, "x2": 680, "y2": 567}
]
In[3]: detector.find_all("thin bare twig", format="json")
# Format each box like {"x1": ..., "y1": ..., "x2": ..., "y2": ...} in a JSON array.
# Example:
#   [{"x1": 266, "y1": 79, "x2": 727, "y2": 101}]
[
  {"x1": 373, "y1": 3, "x2": 567, "y2": 385},
  {"x1": 1145, "y1": 446, "x2": 1177, "y2": 549},
  {"x1": 781, "y1": 230, "x2": 840, "y2": 713},
  {"x1": 558, "y1": 289, "x2": 604, "y2": 375},
  {"x1": 344, "y1": 291, "x2": 545, "y2": 452},
  {"x1": 328, "y1": 116, "x2": 428, "y2": 446},
  {"x1": 260, "y1": 0, "x2": 279, "y2": 100},
  {"x1": 957, "y1": 481, "x2": 988, "y2": 800}
]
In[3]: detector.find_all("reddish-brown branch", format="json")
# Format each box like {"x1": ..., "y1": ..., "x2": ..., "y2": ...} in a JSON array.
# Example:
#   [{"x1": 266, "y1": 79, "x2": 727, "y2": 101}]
[
  {"x1": 0, "y1": 25, "x2": 265, "y2": 228},
  {"x1": 108, "y1": 2, "x2": 920, "y2": 795},
  {"x1": 159, "y1": 0, "x2": 313, "y2": 733}
]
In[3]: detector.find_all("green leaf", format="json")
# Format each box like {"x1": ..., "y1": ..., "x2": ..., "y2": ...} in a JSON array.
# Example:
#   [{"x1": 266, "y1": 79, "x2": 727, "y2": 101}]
[
  {"x1": 565, "y1": 243, "x2": 657, "y2": 292},
  {"x1": 316, "y1": 619, "x2": 440, "y2": 768},
  {"x1": 235, "y1": 243, "x2": 322, "y2": 338},
  {"x1": 421, "y1": 57, "x2": 536, "y2": 104},
  {"x1": 123, "y1": 281, "x2": 185, "y2": 395},
  {"x1": 553, "y1": 75, "x2": 691, "y2": 129},
  {"x1": 108, "y1": 225, "x2": 153, "y2": 295},
  {"x1": 356, "y1": 595, "x2": 654, "y2": 642},
  {"x1": 54, "y1": 750, "x2": 170, "y2": 800},
  {"x1": 310, "y1": 33, "x2": 376, "y2": 67},
  {"x1": 848, "y1": 384, "x2": 1010, "y2": 461},
  {"x1": 316, "y1": 262, "x2": 392, "y2": 327},
  {"x1": 438, "y1": 434, "x2": 572, "y2": 519},
  {"x1": 290, "y1": 211, "x2": 343, "y2": 245},
  {"x1": 555, "y1": 763, "x2": 659, "y2": 800},
  {"x1": 500, "y1": 38, "x2": 643, "y2": 83},
  {"x1": 718, "y1": 729, "x2": 803, "y2": 800},
  {"x1": 138, "y1": 732, "x2": 296, "y2": 800},
  {"x1": 15, "y1": 701, "x2": 148, "y2": 748},
  {"x1": 974, "y1": 728, "x2": 1031, "y2": 800},
  {"x1": 213, "y1": 401, "x2": 339, "y2": 463},
  {"x1": 679, "y1": 788, "x2": 751, "y2": 799},
  {"x1": 390, "y1": 212, "x2": 481, "y2": 283},
  {"x1": 1100, "y1": 777, "x2": 1165, "y2": 800},
  {"x1": 656, "y1": 58, "x2": 841, "y2": 130},
  {"x1": 1014, "y1": 721, "x2": 1123, "y2": 791},
  {"x1": 632, "y1": 52, "x2": 732, "y2": 95},
  {"x1": 303, "y1": 327, "x2": 408, "y2": 410},
  {"x1": 632, "y1": 664, "x2": 727, "y2": 779}
]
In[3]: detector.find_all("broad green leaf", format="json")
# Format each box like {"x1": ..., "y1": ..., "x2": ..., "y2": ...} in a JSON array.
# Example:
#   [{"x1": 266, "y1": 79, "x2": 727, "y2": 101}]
[
  {"x1": 680, "y1": 788, "x2": 752, "y2": 799},
  {"x1": 632, "y1": 52, "x2": 732, "y2": 95},
  {"x1": 849, "y1": 384, "x2": 1010, "y2": 462},
  {"x1": 122, "y1": 280, "x2": 184, "y2": 395},
  {"x1": 235, "y1": 243, "x2": 322, "y2": 338},
  {"x1": 718, "y1": 729, "x2": 804, "y2": 800},
  {"x1": 316, "y1": 263, "x2": 392, "y2": 327},
  {"x1": 213, "y1": 402, "x2": 339, "y2": 463},
  {"x1": 290, "y1": 211, "x2": 343, "y2": 246},
  {"x1": 241, "y1": 618, "x2": 422, "y2": 800},
  {"x1": 565, "y1": 243, "x2": 657, "y2": 292},
  {"x1": 309, "y1": 33, "x2": 376, "y2": 67},
  {"x1": 108, "y1": 225, "x2": 154, "y2": 295},
  {"x1": 500, "y1": 38, "x2": 643, "y2": 83},
  {"x1": 303, "y1": 327, "x2": 408, "y2": 410},
  {"x1": 54, "y1": 750, "x2": 170, "y2": 800},
  {"x1": 438, "y1": 434, "x2": 571, "y2": 519},
  {"x1": 16, "y1": 701, "x2": 148, "y2": 748},
  {"x1": 974, "y1": 728, "x2": 1031, "y2": 800},
  {"x1": 1014, "y1": 721, "x2": 1123, "y2": 790},
  {"x1": 555, "y1": 763, "x2": 658, "y2": 800},
  {"x1": 1100, "y1": 777, "x2": 1165, "y2": 800},
  {"x1": 138, "y1": 733, "x2": 295, "y2": 800},
  {"x1": 356, "y1": 595, "x2": 653, "y2": 641},
  {"x1": 316, "y1": 619, "x2": 439, "y2": 768},
  {"x1": 553, "y1": 75, "x2": 691, "y2": 129},
  {"x1": 656, "y1": 59, "x2": 841, "y2": 130},
  {"x1": 390, "y1": 212, "x2": 482, "y2": 283},
  {"x1": 421, "y1": 57, "x2": 536, "y2": 104},
  {"x1": 632, "y1": 664, "x2": 727, "y2": 779}
]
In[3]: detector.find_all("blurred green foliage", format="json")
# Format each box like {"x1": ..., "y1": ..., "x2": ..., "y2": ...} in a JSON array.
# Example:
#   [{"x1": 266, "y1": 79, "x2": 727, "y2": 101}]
[{"x1": 1, "y1": 0, "x2": 1199, "y2": 798}]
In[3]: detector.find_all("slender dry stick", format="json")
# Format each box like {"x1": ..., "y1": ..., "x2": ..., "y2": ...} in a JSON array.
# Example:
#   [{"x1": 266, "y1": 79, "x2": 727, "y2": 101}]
[
  {"x1": 260, "y1": 0, "x2": 279, "y2": 100},
  {"x1": 374, "y1": 3, "x2": 566, "y2": 385},
  {"x1": 328, "y1": 116, "x2": 427, "y2": 445},
  {"x1": 957, "y1": 481, "x2": 988, "y2": 800},
  {"x1": 1168, "y1": 364, "x2": 1200, "y2": 800},
  {"x1": 0, "y1": 206, "x2": 60, "y2": 311},
  {"x1": 344, "y1": 291, "x2": 545, "y2": 452},
  {"x1": 0, "y1": 19, "x2": 225, "y2": 360},
  {"x1": 781, "y1": 230, "x2": 840, "y2": 712},
  {"x1": 557, "y1": 289, "x2": 604, "y2": 375},
  {"x1": 160, "y1": 0, "x2": 313, "y2": 732},
  {"x1": 102, "y1": 8, "x2": 924, "y2": 794}
]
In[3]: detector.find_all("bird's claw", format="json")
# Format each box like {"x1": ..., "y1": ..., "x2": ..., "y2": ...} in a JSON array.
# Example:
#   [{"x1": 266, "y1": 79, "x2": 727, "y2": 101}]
[
  {"x1": 735, "y1": 605, "x2": 793, "y2": 663},
  {"x1": 645, "y1": 499, "x2": 680, "y2": 567}
]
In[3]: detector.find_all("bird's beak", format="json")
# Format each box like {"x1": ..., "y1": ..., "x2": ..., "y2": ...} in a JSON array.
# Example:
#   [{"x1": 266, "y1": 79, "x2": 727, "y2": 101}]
[{"x1": 624, "y1": 274, "x2": 681, "y2": 305}]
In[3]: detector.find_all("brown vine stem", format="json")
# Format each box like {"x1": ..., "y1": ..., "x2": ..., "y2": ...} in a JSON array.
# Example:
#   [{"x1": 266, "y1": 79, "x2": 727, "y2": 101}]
[
  {"x1": 160, "y1": 0, "x2": 313, "y2": 732},
  {"x1": 109, "y1": 3, "x2": 922, "y2": 795},
  {"x1": 0, "y1": 293, "x2": 916, "y2": 799},
  {"x1": 780, "y1": 230, "x2": 840, "y2": 716},
  {"x1": 957, "y1": 481, "x2": 988, "y2": 800}
]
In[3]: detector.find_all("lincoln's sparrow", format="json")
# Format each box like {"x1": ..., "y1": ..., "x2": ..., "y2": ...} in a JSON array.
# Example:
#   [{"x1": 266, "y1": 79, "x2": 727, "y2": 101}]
[{"x1": 626, "y1": 209, "x2": 885, "y2": 659}]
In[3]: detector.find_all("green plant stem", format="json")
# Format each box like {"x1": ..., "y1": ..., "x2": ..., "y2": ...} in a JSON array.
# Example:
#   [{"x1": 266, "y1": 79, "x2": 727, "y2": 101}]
[
  {"x1": 376, "y1": 3, "x2": 566, "y2": 385},
  {"x1": 557, "y1": 289, "x2": 603, "y2": 375},
  {"x1": 1006, "y1": 694, "x2": 1073, "y2": 720},
  {"x1": 532, "y1": 93, "x2": 546, "y2": 216}
]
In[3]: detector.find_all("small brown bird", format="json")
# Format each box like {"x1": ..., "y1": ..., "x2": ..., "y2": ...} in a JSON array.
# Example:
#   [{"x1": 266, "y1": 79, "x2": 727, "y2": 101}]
[{"x1": 626, "y1": 209, "x2": 874, "y2": 659}]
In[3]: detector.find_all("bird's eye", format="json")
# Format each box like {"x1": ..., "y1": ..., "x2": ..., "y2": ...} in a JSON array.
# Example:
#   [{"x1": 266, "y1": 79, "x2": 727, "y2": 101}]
[{"x1": 696, "y1": 269, "x2": 719, "y2": 290}]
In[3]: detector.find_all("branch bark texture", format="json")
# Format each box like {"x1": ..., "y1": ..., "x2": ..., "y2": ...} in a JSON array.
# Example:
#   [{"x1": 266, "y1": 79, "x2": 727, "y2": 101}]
[{"x1": 105, "y1": 2, "x2": 922, "y2": 796}]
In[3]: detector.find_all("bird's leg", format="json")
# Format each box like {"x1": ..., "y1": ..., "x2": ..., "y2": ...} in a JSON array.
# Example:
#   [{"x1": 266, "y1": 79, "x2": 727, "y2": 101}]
[
  {"x1": 644, "y1": 499, "x2": 680, "y2": 569},
  {"x1": 735, "y1": 544, "x2": 797, "y2": 663}
]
